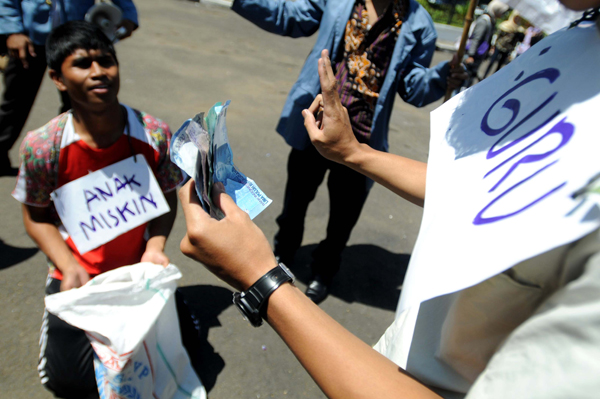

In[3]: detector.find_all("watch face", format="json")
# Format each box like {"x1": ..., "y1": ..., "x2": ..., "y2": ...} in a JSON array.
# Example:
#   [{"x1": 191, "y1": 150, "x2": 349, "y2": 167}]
[
  {"x1": 233, "y1": 292, "x2": 263, "y2": 327},
  {"x1": 278, "y1": 262, "x2": 295, "y2": 282}
]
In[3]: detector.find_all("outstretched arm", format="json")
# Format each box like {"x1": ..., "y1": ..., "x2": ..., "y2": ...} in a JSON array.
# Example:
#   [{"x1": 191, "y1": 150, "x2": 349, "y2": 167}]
[
  {"x1": 304, "y1": 50, "x2": 427, "y2": 207},
  {"x1": 179, "y1": 182, "x2": 440, "y2": 399},
  {"x1": 22, "y1": 204, "x2": 89, "y2": 291}
]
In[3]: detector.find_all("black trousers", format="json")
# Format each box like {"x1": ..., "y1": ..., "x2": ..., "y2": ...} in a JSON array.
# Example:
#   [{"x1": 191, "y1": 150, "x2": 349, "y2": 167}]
[
  {"x1": 0, "y1": 46, "x2": 70, "y2": 158},
  {"x1": 39, "y1": 278, "x2": 99, "y2": 399},
  {"x1": 274, "y1": 145, "x2": 371, "y2": 283}
]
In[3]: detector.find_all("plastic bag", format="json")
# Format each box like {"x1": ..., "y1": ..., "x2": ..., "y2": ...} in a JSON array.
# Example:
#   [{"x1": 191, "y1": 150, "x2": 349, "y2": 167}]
[{"x1": 45, "y1": 263, "x2": 206, "y2": 399}]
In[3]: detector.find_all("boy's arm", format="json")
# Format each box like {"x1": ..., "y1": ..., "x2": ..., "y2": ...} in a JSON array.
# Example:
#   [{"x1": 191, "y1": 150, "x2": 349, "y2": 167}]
[
  {"x1": 304, "y1": 50, "x2": 427, "y2": 207},
  {"x1": 141, "y1": 190, "x2": 177, "y2": 267},
  {"x1": 179, "y1": 182, "x2": 441, "y2": 399},
  {"x1": 22, "y1": 204, "x2": 89, "y2": 291}
]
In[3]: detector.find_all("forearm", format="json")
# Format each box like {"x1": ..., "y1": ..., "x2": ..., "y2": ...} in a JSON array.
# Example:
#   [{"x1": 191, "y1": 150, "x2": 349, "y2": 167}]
[
  {"x1": 0, "y1": 0, "x2": 25, "y2": 36},
  {"x1": 265, "y1": 284, "x2": 439, "y2": 399},
  {"x1": 112, "y1": 0, "x2": 139, "y2": 26},
  {"x1": 344, "y1": 144, "x2": 426, "y2": 207},
  {"x1": 402, "y1": 60, "x2": 450, "y2": 107},
  {"x1": 231, "y1": 0, "x2": 323, "y2": 38},
  {"x1": 146, "y1": 190, "x2": 177, "y2": 248},
  {"x1": 22, "y1": 205, "x2": 80, "y2": 273}
]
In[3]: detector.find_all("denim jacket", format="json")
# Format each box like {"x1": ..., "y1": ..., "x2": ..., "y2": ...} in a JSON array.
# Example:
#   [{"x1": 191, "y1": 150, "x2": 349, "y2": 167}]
[
  {"x1": 232, "y1": 0, "x2": 449, "y2": 152},
  {"x1": 0, "y1": 0, "x2": 138, "y2": 46}
]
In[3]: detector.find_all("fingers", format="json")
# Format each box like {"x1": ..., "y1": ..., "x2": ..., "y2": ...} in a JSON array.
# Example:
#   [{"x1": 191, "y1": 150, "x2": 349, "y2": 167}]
[
  {"x1": 450, "y1": 53, "x2": 458, "y2": 68},
  {"x1": 179, "y1": 180, "x2": 210, "y2": 227},
  {"x1": 211, "y1": 184, "x2": 242, "y2": 218},
  {"x1": 80, "y1": 270, "x2": 90, "y2": 285},
  {"x1": 18, "y1": 46, "x2": 28, "y2": 69},
  {"x1": 307, "y1": 94, "x2": 323, "y2": 115},
  {"x1": 28, "y1": 42, "x2": 36, "y2": 58},
  {"x1": 322, "y1": 49, "x2": 336, "y2": 83},
  {"x1": 303, "y1": 108, "x2": 320, "y2": 139},
  {"x1": 318, "y1": 50, "x2": 340, "y2": 109}
]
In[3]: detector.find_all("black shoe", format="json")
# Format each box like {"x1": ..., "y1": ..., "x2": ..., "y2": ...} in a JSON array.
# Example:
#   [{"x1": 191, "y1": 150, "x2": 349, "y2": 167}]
[{"x1": 305, "y1": 276, "x2": 330, "y2": 304}]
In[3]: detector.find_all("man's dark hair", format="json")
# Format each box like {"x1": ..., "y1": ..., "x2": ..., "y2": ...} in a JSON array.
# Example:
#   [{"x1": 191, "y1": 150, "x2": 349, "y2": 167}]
[{"x1": 46, "y1": 20, "x2": 118, "y2": 73}]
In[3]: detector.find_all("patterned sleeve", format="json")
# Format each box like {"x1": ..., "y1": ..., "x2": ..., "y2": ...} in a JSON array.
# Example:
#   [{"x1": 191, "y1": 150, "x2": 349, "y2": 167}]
[
  {"x1": 143, "y1": 114, "x2": 184, "y2": 193},
  {"x1": 12, "y1": 124, "x2": 60, "y2": 207}
]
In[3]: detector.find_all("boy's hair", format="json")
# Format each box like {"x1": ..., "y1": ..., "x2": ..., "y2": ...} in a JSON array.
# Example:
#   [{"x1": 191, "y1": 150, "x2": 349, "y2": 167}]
[{"x1": 46, "y1": 20, "x2": 118, "y2": 73}]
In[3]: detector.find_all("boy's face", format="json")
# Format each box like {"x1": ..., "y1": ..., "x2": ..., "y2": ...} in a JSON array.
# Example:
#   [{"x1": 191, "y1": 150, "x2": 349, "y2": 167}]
[{"x1": 50, "y1": 48, "x2": 120, "y2": 108}]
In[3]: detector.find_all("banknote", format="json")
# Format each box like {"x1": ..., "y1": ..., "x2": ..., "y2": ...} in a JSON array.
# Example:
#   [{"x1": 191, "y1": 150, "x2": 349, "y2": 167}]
[{"x1": 171, "y1": 101, "x2": 272, "y2": 220}]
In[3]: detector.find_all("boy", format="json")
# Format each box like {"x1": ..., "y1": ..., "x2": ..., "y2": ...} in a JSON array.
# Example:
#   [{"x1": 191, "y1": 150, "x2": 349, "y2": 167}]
[
  {"x1": 12, "y1": 21, "x2": 182, "y2": 398},
  {"x1": 0, "y1": 0, "x2": 139, "y2": 176}
]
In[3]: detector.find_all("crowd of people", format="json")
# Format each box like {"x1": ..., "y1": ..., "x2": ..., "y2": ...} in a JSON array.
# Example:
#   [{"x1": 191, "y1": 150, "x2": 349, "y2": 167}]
[
  {"x1": 1, "y1": 0, "x2": 599, "y2": 398},
  {"x1": 464, "y1": 1, "x2": 544, "y2": 87}
]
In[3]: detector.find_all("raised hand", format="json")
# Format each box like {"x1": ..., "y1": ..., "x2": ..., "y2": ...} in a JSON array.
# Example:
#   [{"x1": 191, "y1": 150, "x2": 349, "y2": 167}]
[{"x1": 302, "y1": 49, "x2": 359, "y2": 166}]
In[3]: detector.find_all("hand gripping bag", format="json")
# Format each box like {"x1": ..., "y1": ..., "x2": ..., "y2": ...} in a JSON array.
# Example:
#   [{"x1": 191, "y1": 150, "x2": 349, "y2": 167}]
[{"x1": 45, "y1": 263, "x2": 206, "y2": 399}]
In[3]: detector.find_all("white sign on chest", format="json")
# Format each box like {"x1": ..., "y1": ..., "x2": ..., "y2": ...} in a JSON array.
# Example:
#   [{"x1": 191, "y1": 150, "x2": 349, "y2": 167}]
[{"x1": 51, "y1": 155, "x2": 169, "y2": 254}]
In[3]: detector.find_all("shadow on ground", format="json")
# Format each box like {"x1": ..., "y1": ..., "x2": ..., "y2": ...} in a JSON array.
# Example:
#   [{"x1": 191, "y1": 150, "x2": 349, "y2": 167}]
[
  {"x1": 176, "y1": 284, "x2": 233, "y2": 393},
  {"x1": 0, "y1": 240, "x2": 39, "y2": 271},
  {"x1": 291, "y1": 244, "x2": 410, "y2": 311}
]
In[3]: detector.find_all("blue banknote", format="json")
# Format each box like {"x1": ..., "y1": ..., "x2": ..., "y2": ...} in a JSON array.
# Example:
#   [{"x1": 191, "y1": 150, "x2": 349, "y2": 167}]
[{"x1": 171, "y1": 101, "x2": 272, "y2": 220}]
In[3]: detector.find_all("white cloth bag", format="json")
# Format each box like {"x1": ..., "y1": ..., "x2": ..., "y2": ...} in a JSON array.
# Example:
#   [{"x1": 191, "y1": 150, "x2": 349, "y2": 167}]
[{"x1": 45, "y1": 263, "x2": 206, "y2": 399}]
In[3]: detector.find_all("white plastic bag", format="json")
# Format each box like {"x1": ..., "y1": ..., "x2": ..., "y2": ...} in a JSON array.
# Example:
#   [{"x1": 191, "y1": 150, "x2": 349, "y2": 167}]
[{"x1": 45, "y1": 263, "x2": 206, "y2": 399}]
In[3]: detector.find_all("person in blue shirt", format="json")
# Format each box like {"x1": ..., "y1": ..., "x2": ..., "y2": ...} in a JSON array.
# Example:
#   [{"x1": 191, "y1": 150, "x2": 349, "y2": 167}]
[
  {"x1": 0, "y1": 0, "x2": 138, "y2": 176},
  {"x1": 232, "y1": 0, "x2": 466, "y2": 304}
]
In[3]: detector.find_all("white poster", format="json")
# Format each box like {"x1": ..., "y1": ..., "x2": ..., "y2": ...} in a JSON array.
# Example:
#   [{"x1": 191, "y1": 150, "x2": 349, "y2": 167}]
[
  {"x1": 51, "y1": 156, "x2": 170, "y2": 254},
  {"x1": 398, "y1": 23, "x2": 600, "y2": 314}
]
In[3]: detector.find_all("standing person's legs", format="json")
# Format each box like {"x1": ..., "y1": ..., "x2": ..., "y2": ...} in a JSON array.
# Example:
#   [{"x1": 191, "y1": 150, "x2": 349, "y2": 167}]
[
  {"x1": 306, "y1": 162, "x2": 370, "y2": 304},
  {"x1": 39, "y1": 278, "x2": 99, "y2": 399},
  {"x1": 495, "y1": 51, "x2": 510, "y2": 73},
  {"x1": 274, "y1": 146, "x2": 329, "y2": 266},
  {"x1": 482, "y1": 50, "x2": 500, "y2": 79},
  {"x1": 0, "y1": 45, "x2": 47, "y2": 174}
]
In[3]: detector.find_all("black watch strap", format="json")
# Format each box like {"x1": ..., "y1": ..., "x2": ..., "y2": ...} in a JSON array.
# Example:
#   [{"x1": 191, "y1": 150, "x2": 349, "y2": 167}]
[
  {"x1": 233, "y1": 263, "x2": 294, "y2": 327},
  {"x1": 244, "y1": 263, "x2": 294, "y2": 311}
]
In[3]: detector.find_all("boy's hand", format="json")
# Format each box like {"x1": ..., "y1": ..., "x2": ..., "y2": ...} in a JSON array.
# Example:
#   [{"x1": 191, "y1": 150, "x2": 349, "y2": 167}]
[
  {"x1": 179, "y1": 181, "x2": 276, "y2": 292},
  {"x1": 141, "y1": 248, "x2": 170, "y2": 267},
  {"x1": 303, "y1": 49, "x2": 359, "y2": 166},
  {"x1": 60, "y1": 263, "x2": 90, "y2": 291},
  {"x1": 6, "y1": 33, "x2": 36, "y2": 69}
]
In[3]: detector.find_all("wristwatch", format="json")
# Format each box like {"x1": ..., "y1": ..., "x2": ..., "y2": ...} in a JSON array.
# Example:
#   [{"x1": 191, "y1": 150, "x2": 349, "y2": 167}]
[{"x1": 233, "y1": 263, "x2": 295, "y2": 327}]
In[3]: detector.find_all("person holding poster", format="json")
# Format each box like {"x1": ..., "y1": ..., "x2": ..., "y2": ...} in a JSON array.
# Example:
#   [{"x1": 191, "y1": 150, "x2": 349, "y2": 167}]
[
  {"x1": 11, "y1": 21, "x2": 182, "y2": 398},
  {"x1": 178, "y1": 2, "x2": 600, "y2": 397}
]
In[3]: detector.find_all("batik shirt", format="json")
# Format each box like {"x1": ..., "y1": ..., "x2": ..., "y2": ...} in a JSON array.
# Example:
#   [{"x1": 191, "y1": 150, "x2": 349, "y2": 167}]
[{"x1": 334, "y1": 0, "x2": 407, "y2": 143}]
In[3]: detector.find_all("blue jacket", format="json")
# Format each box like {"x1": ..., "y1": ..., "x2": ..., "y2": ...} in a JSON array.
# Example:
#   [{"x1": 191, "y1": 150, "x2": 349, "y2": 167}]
[
  {"x1": 232, "y1": 0, "x2": 449, "y2": 152},
  {"x1": 0, "y1": 0, "x2": 138, "y2": 46}
]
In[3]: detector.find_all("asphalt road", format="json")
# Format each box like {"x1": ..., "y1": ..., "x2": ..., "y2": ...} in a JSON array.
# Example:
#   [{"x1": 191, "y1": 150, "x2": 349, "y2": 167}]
[{"x1": 0, "y1": 1, "x2": 453, "y2": 398}]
